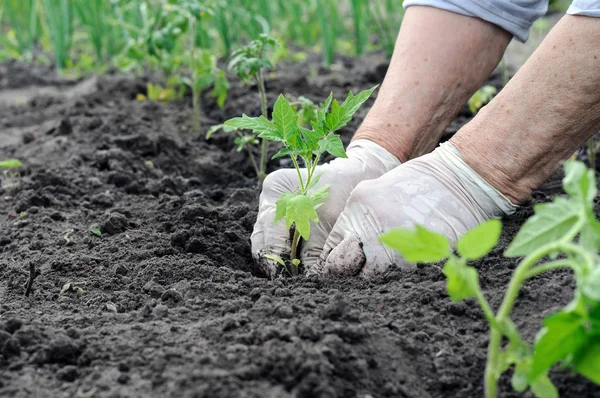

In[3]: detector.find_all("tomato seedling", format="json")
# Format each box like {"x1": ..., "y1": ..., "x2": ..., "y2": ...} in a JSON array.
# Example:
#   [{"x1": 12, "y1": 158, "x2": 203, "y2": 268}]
[
  {"x1": 381, "y1": 161, "x2": 600, "y2": 397},
  {"x1": 225, "y1": 86, "x2": 377, "y2": 275},
  {"x1": 207, "y1": 34, "x2": 279, "y2": 186},
  {"x1": 468, "y1": 85, "x2": 497, "y2": 114}
]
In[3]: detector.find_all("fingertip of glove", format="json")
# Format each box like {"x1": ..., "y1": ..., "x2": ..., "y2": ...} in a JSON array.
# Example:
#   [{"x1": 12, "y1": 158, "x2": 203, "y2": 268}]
[{"x1": 322, "y1": 236, "x2": 366, "y2": 277}]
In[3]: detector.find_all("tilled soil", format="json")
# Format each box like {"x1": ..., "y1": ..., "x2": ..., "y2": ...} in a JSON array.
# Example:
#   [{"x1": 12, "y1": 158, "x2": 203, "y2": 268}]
[{"x1": 0, "y1": 57, "x2": 598, "y2": 398}]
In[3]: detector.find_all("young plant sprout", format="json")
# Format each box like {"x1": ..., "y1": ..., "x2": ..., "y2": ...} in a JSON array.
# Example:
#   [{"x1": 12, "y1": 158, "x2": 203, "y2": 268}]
[
  {"x1": 208, "y1": 34, "x2": 279, "y2": 186},
  {"x1": 468, "y1": 85, "x2": 497, "y2": 114},
  {"x1": 381, "y1": 161, "x2": 600, "y2": 398},
  {"x1": 225, "y1": 85, "x2": 377, "y2": 275}
]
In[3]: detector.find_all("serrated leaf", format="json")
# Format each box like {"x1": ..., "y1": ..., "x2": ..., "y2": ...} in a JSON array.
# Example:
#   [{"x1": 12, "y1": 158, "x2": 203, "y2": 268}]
[
  {"x1": 299, "y1": 126, "x2": 320, "y2": 153},
  {"x1": 278, "y1": 193, "x2": 318, "y2": 240},
  {"x1": 0, "y1": 158, "x2": 22, "y2": 169},
  {"x1": 318, "y1": 134, "x2": 347, "y2": 158},
  {"x1": 379, "y1": 225, "x2": 450, "y2": 263},
  {"x1": 325, "y1": 86, "x2": 378, "y2": 132},
  {"x1": 443, "y1": 257, "x2": 479, "y2": 302},
  {"x1": 274, "y1": 193, "x2": 293, "y2": 224},
  {"x1": 573, "y1": 338, "x2": 600, "y2": 384},
  {"x1": 320, "y1": 92, "x2": 333, "y2": 113},
  {"x1": 505, "y1": 198, "x2": 580, "y2": 257},
  {"x1": 224, "y1": 115, "x2": 282, "y2": 141},
  {"x1": 563, "y1": 161, "x2": 597, "y2": 207},
  {"x1": 529, "y1": 310, "x2": 587, "y2": 382},
  {"x1": 273, "y1": 94, "x2": 300, "y2": 147},
  {"x1": 457, "y1": 219, "x2": 502, "y2": 260},
  {"x1": 271, "y1": 147, "x2": 294, "y2": 160}
]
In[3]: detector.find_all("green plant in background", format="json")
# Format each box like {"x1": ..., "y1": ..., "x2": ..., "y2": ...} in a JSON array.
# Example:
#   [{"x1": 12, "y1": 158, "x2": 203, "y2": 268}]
[
  {"x1": 381, "y1": 161, "x2": 600, "y2": 398},
  {"x1": 0, "y1": 0, "x2": 40, "y2": 61},
  {"x1": 468, "y1": 85, "x2": 497, "y2": 114},
  {"x1": 41, "y1": 0, "x2": 73, "y2": 71},
  {"x1": 207, "y1": 34, "x2": 279, "y2": 186},
  {"x1": 225, "y1": 86, "x2": 377, "y2": 274}
]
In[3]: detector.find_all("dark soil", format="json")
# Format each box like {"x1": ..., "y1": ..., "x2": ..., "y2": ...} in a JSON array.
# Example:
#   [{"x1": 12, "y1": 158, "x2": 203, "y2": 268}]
[{"x1": 0, "y1": 56, "x2": 598, "y2": 398}]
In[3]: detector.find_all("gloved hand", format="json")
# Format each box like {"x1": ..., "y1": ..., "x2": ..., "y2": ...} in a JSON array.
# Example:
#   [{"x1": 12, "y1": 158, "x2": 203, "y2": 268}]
[
  {"x1": 317, "y1": 141, "x2": 518, "y2": 279},
  {"x1": 252, "y1": 139, "x2": 400, "y2": 278}
]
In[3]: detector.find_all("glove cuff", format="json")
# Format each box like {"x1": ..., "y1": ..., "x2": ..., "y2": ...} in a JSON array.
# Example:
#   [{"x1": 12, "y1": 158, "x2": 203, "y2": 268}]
[
  {"x1": 346, "y1": 139, "x2": 401, "y2": 173},
  {"x1": 437, "y1": 142, "x2": 518, "y2": 217}
]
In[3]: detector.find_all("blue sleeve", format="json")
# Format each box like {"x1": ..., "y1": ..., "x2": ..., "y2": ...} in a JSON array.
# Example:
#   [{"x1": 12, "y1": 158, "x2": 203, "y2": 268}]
[{"x1": 403, "y1": 0, "x2": 549, "y2": 42}]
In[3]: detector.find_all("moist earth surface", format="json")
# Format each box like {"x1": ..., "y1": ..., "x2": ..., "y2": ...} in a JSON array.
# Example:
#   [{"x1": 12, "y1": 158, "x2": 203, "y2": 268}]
[{"x1": 0, "y1": 57, "x2": 598, "y2": 398}]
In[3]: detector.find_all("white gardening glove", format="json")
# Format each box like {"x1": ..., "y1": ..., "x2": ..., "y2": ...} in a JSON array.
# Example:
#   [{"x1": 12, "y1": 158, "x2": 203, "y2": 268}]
[
  {"x1": 252, "y1": 139, "x2": 400, "y2": 278},
  {"x1": 318, "y1": 141, "x2": 518, "y2": 279}
]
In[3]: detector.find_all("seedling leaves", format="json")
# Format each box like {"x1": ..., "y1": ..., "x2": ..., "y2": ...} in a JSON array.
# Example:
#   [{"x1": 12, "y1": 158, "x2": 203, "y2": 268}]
[
  {"x1": 457, "y1": 219, "x2": 502, "y2": 260},
  {"x1": 318, "y1": 134, "x2": 347, "y2": 158},
  {"x1": 529, "y1": 310, "x2": 587, "y2": 381},
  {"x1": 563, "y1": 160, "x2": 597, "y2": 206},
  {"x1": 273, "y1": 94, "x2": 299, "y2": 146},
  {"x1": 325, "y1": 86, "x2": 377, "y2": 132},
  {"x1": 225, "y1": 115, "x2": 281, "y2": 141},
  {"x1": 90, "y1": 228, "x2": 102, "y2": 238},
  {"x1": 573, "y1": 339, "x2": 600, "y2": 384},
  {"x1": 379, "y1": 225, "x2": 450, "y2": 263},
  {"x1": 505, "y1": 198, "x2": 579, "y2": 257},
  {"x1": 274, "y1": 193, "x2": 318, "y2": 240},
  {"x1": 443, "y1": 257, "x2": 479, "y2": 301}
]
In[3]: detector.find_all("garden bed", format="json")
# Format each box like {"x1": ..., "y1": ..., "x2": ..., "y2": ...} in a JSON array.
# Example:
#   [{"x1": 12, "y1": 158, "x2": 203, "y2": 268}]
[{"x1": 0, "y1": 57, "x2": 597, "y2": 398}]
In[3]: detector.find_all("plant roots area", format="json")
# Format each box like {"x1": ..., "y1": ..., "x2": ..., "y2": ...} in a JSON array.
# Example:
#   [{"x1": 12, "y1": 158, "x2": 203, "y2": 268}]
[{"x1": 0, "y1": 58, "x2": 598, "y2": 398}]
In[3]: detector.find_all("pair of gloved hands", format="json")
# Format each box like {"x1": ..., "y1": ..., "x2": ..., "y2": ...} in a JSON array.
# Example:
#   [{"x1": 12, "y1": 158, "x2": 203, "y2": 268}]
[{"x1": 252, "y1": 139, "x2": 517, "y2": 279}]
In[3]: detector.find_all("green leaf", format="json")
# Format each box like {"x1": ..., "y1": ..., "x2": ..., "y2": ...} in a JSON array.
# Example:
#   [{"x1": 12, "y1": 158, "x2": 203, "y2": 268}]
[
  {"x1": 530, "y1": 310, "x2": 588, "y2": 381},
  {"x1": 224, "y1": 115, "x2": 282, "y2": 141},
  {"x1": 325, "y1": 86, "x2": 378, "y2": 132},
  {"x1": 456, "y1": 219, "x2": 502, "y2": 260},
  {"x1": 273, "y1": 94, "x2": 300, "y2": 147},
  {"x1": 206, "y1": 124, "x2": 237, "y2": 140},
  {"x1": 263, "y1": 253, "x2": 285, "y2": 267},
  {"x1": 307, "y1": 172, "x2": 323, "y2": 190},
  {"x1": 234, "y1": 135, "x2": 258, "y2": 152},
  {"x1": 530, "y1": 375, "x2": 559, "y2": 398},
  {"x1": 271, "y1": 147, "x2": 294, "y2": 160},
  {"x1": 286, "y1": 194, "x2": 318, "y2": 240},
  {"x1": 320, "y1": 92, "x2": 333, "y2": 113},
  {"x1": 379, "y1": 225, "x2": 450, "y2": 263},
  {"x1": 309, "y1": 184, "x2": 330, "y2": 205},
  {"x1": 563, "y1": 161, "x2": 597, "y2": 207},
  {"x1": 274, "y1": 192, "x2": 293, "y2": 225},
  {"x1": 318, "y1": 134, "x2": 347, "y2": 158},
  {"x1": 505, "y1": 198, "x2": 580, "y2": 257},
  {"x1": 90, "y1": 228, "x2": 102, "y2": 238},
  {"x1": 274, "y1": 193, "x2": 318, "y2": 240},
  {"x1": 583, "y1": 266, "x2": 600, "y2": 300},
  {"x1": 299, "y1": 126, "x2": 320, "y2": 152},
  {"x1": 443, "y1": 257, "x2": 479, "y2": 301},
  {"x1": 580, "y1": 218, "x2": 600, "y2": 251},
  {"x1": 512, "y1": 361, "x2": 529, "y2": 392},
  {"x1": 573, "y1": 338, "x2": 600, "y2": 384},
  {"x1": 0, "y1": 158, "x2": 22, "y2": 169}
]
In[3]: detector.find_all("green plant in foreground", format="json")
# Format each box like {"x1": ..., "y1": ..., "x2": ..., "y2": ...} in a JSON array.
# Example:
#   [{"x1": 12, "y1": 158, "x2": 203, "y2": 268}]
[
  {"x1": 468, "y1": 85, "x2": 497, "y2": 114},
  {"x1": 381, "y1": 161, "x2": 600, "y2": 397},
  {"x1": 207, "y1": 34, "x2": 278, "y2": 186},
  {"x1": 225, "y1": 86, "x2": 377, "y2": 275}
]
